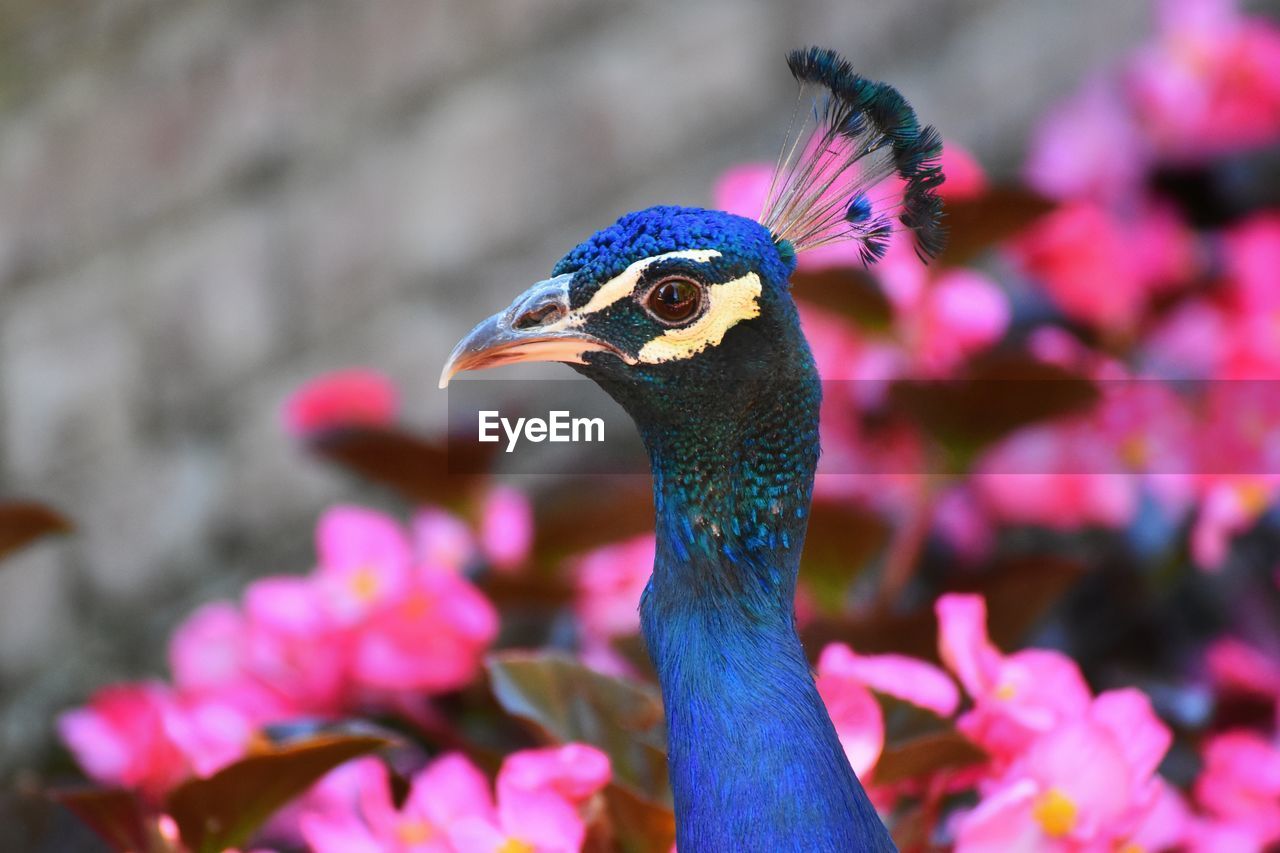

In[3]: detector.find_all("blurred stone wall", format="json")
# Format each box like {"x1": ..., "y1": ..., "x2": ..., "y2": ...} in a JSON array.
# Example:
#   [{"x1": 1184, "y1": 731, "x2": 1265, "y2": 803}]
[{"x1": 0, "y1": 0, "x2": 1157, "y2": 777}]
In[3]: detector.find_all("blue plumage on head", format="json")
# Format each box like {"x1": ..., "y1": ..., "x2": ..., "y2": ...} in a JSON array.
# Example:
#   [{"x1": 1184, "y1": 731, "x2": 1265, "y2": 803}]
[{"x1": 758, "y1": 47, "x2": 946, "y2": 264}]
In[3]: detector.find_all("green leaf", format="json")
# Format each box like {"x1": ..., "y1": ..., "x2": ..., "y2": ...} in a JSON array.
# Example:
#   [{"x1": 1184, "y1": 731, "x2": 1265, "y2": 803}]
[
  {"x1": 305, "y1": 425, "x2": 492, "y2": 507},
  {"x1": 937, "y1": 186, "x2": 1055, "y2": 267},
  {"x1": 165, "y1": 734, "x2": 388, "y2": 853},
  {"x1": 486, "y1": 651, "x2": 668, "y2": 800},
  {"x1": 0, "y1": 501, "x2": 72, "y2": 563},
  {"x1": 791, "y1": 267, "x2": 894, "y2": 331},
  {"x1": 50, "y1": 787, "x2": 159, "y2": 853},
  {"x1": 872, "y1": 731, "x2": 987, "y2": 785}
]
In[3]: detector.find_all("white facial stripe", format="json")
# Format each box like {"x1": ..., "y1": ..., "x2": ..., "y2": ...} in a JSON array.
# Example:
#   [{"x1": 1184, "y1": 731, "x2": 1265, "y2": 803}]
[
  {"x1": 573, "y1": 249, "x2": 721, "y2": 319},
  {"x1": 637, "y1": 272, "x2": 762, "y2": 364}
]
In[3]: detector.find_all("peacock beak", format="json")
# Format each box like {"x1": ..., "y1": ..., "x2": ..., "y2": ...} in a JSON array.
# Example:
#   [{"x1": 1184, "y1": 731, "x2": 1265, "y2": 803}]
[{"x1": 438, "y1": 274, "x2": 624, "y2": 388}]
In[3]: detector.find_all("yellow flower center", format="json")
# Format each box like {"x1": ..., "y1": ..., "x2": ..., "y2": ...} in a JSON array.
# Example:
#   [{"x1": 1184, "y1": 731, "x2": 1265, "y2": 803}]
[
  {"x1": 497, "y1": 839, "x2": 535, "y2": 853},
  {"x1": 349, "y1": 565, "x2": 381, "y2": 602},
  {"x1": 1033, "y1": 787, "x2": 1078, "y2": 838},
  {"x1": 1119, "y1": 435, "x2": 1148, "y2": 470},
  {"x1": 1116, "y1": 844, "x2": 1145, "y2": 853},
  {"x1": 1235, "y1": 482, "x2": 1271, "y2": 515},
  {"x1": 396, "y1": 819, "x2": 434, "y2": 844},
  {"x1": 994, "y1": 682, "x2": 1017, "y2": 700}
]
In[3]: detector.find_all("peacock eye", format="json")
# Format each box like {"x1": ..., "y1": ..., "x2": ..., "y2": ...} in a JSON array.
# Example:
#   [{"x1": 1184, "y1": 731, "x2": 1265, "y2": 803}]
[{"x1": 645, "y1": 277, "x2": 702, "y2": 324}]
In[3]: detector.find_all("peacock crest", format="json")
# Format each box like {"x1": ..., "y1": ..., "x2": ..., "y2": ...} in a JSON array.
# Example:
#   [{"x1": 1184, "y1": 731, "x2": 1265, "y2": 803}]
[{"x1": 760, "y1": 46, "x2": 947, "y2": 265}]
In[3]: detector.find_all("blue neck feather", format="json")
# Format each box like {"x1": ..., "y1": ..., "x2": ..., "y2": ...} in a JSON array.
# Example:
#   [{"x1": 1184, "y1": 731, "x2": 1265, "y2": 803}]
[{"x1": 637, "y1": 375, "x2": 896, "y2": 852}]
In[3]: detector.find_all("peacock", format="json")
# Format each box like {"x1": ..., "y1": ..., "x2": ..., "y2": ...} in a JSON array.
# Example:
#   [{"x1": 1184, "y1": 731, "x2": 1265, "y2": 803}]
[{"x1": 440, "y1": 47, "x2": 944, "y2": 852}]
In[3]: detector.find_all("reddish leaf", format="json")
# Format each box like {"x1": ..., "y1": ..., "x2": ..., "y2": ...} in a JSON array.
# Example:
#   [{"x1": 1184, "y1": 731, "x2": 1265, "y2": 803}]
[
  {"x1": 975, "y1": 555, "x2": 1086, "y2": 650},
  {"x1": 601, "y1": 783, "x2": 677, "y2": 853},
  {"x1": 791, "y1": 268, "x2": 894, "y2": 330},
  {"x1": 888, "y1": 351, "x2": 1099, "y2": 466},
  {"x1": 937, "y1": 186, "x2": 1055, "y2": 267},
  {"x1": 305, "y1": 425, "x2": 492, "y2": 507},
  {"x1": 50, "y1": 787, "x2": 157, "y2": 853},
  {"x1": 533, "y1": 480, "x2": 654, "y2": 562},
  {"x1": 872, "y1": 731, "x2": 987, "y2": 785},
  {"x1": 0, "y1": 502, "x2": 71, "y2": 563},
  {"x1": 486, "y1": 651, "x2": 668, "y2": 802},
  {"x1": 802, "y1": 555, "x2": 1086, "y2": 662},
  {"x1": 488, "y1": 651, "x2": 676, "y2": 853},
  {"x1": 166, "y1": 734, "x2": 388, "y2": 853},
  {"x1": 802, "y1": 502, "x2": 892, "y2": 612}
]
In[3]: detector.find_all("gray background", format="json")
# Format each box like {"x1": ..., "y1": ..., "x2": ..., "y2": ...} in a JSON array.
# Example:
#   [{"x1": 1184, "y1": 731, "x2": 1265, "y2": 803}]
[{"x1": 0, "y1": 0, "x2": 1198, "y2": 779}]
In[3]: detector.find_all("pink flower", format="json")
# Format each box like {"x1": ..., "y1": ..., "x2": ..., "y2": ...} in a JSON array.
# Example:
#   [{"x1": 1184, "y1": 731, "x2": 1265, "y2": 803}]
[
  {"x1": 1224, "y1": 214, "x2": 1280, "y2": 317},
  {"x1": 815, "y1": 663, "x2": 884, "y2": 778},
  {"x1": 169, "y1": 602, "x2": 270, "y2": 708},
  {"x1": 162, "y1": 694, "x2": 259, "y2": 778},
  {"x1": 1191, "y1": 478, "x2": 1278, "y2": 569},
  {"x1": 818, "y1": 643, "x2": 959, "y2": 718},
  {"x1": 446, "y1": 785, "x2": 588, "y2": 853},
  {"x1": 302, "y1": 747, "x2": 609, "y2": 853},
  {"x1": 1012, "y1": 200, "x2": 1194, "y2": 332},
  {"x1": 936, "y1": 594, "x2": 1093, "y2": 759},
  {"x1": 933, "y1": 487, "x2": 995, "y2": 564},
  {"x1": 1193, "y1": 731, "x2": 1280, "y2": 845},
  {"x1": 905, "y1": 270, "x2": 1010, "y2": 375},
  {"x1": 350, "y1": 568, "x2": 498, "y2": 693},
  {"x1": 315, "y1": 506, "x2": 415, "y2": 625},
  {"x1": 59, "y1": 681, "x2": 268, "y2": 804},
  {"x1": 302, "y1": 754, "x2": 491, "y2": 853},
  {"x1": 1129, "y1": 0, "x2": 1280, "y2": 159},
  {"x1": 953, "y1": 689, "x2": 1175, "y2": 851},
  {"x1": 57, "y1": 682, "x2": 190, "y2": 801},
  {"x1": 282, "y1": 369, "x2": 398, "y2": 438},
  {"x1": 1025, "y1": 77, "x2": 1150, "y2": 204},
  {"x1": 169, "y1": 592, "x2": 347, "y2": 723},
  {"x1": 975, "y1": 447, "x2": 1138, "y2": 532},
  {"x1": 479, "y1": 486, "x2": 534, "y2": 573},
  {"x1": 242, "y1": 575, "x2": 351, "y2": 715},
  {"x1": 815, "y1": 643, "x2": 959, "y2": 780},
  {"x1": 937, "y1": 144, "x2": 988, "y2": 201},
  {"x1": 573, "y1": 534, "x2": 655, "y2": 642},
  {"x1": 1206, "y1": 637, "x2": 1280, "y2": 698},
  {"x1": 496, "y1": 744, "x2": 611, "y2": 806},
  {"x1": 413, "y1": 508, "x2": 477, "y2": 572}
]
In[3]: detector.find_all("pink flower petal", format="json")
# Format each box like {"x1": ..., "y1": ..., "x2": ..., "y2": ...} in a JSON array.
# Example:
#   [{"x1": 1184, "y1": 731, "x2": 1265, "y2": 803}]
[
  {"x1": 479, "y1": 486, "x2": 534, "y2": 573},
  {"x1": 282, "y1": 369, "x2": 397, "y2": 438},
  {"x1": 815, "y1": 667, "x2": 885, "y2": 777},
  {"x1": 412, "y1": 508, "x2": 476, "y2": 572},
  {"x1": 497, "y1": 784, "x2": 587, "y2": 852},
  {"x1": 935, "y1": 594, "x2": 1001, "y2": 698},
  {"x1": 1089, "y1": 688, "x2": 1172, "y2": 785},
  {"x1": 410, "y1": 752, "x2": 497, "y2": 827},
  {"x1": 817, "y1": 643, "x2": 959, "y2": 717},
  {"x1": 497, "y1": 744, "x2": 611, "y2": 805}
]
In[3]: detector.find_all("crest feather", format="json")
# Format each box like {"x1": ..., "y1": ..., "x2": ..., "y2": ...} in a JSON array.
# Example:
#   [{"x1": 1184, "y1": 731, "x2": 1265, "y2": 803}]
[{"x1": 761, "y1": 47, "x2": 946, "y2": 264}]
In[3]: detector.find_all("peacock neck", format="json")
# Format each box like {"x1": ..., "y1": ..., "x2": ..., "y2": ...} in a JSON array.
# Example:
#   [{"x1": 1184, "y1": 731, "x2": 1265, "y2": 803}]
[{"x1": 635, "y1": 373, "x2": 895, "y2": 852}]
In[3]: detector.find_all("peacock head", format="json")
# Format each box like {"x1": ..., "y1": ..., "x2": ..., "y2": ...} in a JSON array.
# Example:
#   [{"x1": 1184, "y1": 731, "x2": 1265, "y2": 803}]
[
  {"x1": 440, "y1": 47, "x2": 945, "y2": 429},
  {"x1": 440, "y1": 205, "x2": 810, "y2": 419}
]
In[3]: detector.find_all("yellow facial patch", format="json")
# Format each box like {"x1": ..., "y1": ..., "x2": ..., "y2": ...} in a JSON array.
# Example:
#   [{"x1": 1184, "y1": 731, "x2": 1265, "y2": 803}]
[
  {"x1": 638, "y1": 272, "x2": 763, "y2": 364},
  {"x1": 574, "y1": 249, "x2": 722, "y2": 318}
]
